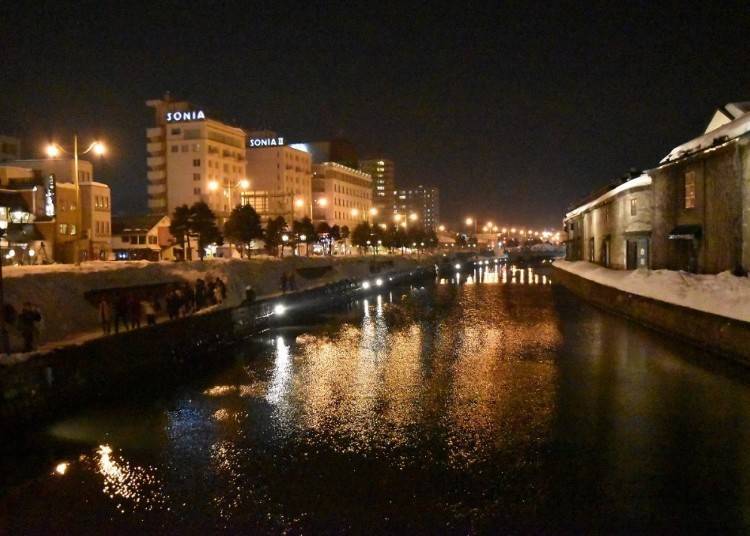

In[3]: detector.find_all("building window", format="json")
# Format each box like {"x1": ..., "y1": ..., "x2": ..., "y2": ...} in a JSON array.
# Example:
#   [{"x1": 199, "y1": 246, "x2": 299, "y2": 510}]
[
  {"x1": 630, "y1": 198, "x2": 637, "y2": 216},
  {"x1": 171, "y1": 145, "x2": 179, "y2": 153},
  {"x1": 59, "y1": 223, "x2": 67, "y2": 234},
  {"x1": 194, "y1": 187, "x2": 201, "y2": 195},
  {"x1": 171, "y1": 128, "x2": 181, "y2": 135},
  {"x1": 684, "y1": 171, "x2": 696, "y2": 209},
  {"x1": 193, "y1": 159, "x2": 201, "y2": 167},
  {"x1": 148, "y1": 235, "x2": 157, "y2": 244},
  {"x1": 70, "y1": 224, "x2": 77, "y2": 235},
  {"x1": 193, "y1": 173, "x2": 201, "y2": 181},
  {"x1": 181, "y1": 144, "x2": 189, "y2": 152}
]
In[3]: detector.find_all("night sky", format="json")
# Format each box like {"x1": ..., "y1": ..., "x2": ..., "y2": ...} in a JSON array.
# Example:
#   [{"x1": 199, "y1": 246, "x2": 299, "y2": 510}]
[{"x1": 2, "y1": 2, "x2": 748, "y2": 229}]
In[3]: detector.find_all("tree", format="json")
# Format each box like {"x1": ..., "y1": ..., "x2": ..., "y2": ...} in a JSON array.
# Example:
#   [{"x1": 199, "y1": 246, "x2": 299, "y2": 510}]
[
  {"x1": 329, "y1": 225, "x2": 341, "y2": 241},
  {"x1": 264, "y1": 216, "x2": 287, "y2": 257},
  {"x1": 189, "y1": 202, "x2": 222, "y2": 260},
  {"x1": 351, "y1": 222, "x2": 372, "y2": 253},
  {"x1": 169, "y1": 204, "x2": 191, "y2": 260},
  {"x1": 224, "y1": 204, "x2": 263, "y2": 258},
  {"x1": 292, "y1": 217, "x2": 315, "y2": 256},
  {"x1": 340, "y1": 225, "x2": 350, "y2": 240}
]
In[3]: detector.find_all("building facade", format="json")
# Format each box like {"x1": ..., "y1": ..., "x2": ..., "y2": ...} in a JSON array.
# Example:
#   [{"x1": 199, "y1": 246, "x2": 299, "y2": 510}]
[
  {"x1": 244, "y1": 133, "x2": 312, "y2": 223},
  {"x1": 111, "y1": 215, "x2": 177, "y2": 261},
  {"x1": 9, "y1": 158, "x2": 112, "y2": 262},
  {"x1": 360, "y1": 158, "x2": 395, "y2": 222},
  {"x1": 394, "y1": 185, "x2": 440, "y2": 231},
  {"x1": 289, "y1": 139, "x2": 358, "y2": 169},
  {"x1": 564, "y1": 174, "x2": 652, "y2": 270},
  {"x1": 312, "y1": 162, "x2": 373, "y2": 229},
  {"x1": 146, "y1": 96, "x2": 246, "y2": 221},
  {"x1": 650, "y1": 106, "x2": 750, "y2": 273}
]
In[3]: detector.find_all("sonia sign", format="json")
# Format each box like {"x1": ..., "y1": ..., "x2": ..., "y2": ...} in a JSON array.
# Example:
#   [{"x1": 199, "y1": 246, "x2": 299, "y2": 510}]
[
  {"x1": 248, "y1": 137, "x2": 284, "y2": 148},
  {"x1": 165, "y1": 110, "x2": 206, "y2": 122}
]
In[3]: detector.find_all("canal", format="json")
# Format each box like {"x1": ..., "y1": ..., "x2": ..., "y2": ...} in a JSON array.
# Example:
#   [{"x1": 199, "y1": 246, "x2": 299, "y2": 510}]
[{"x1": 2, "y1": 265, "x2": 750, "y2": 533}]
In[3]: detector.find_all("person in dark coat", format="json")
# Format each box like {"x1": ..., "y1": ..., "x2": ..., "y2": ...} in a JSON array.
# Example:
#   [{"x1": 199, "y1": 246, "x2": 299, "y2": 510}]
[
  {"x1": 18, "y1": 302, "x2": 41, "y2": 352},
  {"x1": 195, "y1": 279, "x2": 206, "y2": 310},
  {"x1": 128, "y1": 294, "x2": 142, "y2": 329},
  {"x1": 114, "y1": 293, "x2": 129, "y2": 333},
  {"x1": 280, "y1": 272, "x2": 288, "y2": 294}
]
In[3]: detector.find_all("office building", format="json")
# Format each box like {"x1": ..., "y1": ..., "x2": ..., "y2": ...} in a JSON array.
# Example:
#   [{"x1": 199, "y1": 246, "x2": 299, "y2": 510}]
[
  {"x1": 312, "y1": 162, "x2": 373, "y2": 229},
  {"x1": 393, "y1": 185, "x2": 440, "y2": 231},
  {"x1": 360, "y1": 158, "x2": 395, "y2": 222},
  {"x1": 146, "y1": 95, "x2": 246, "y2": 220}
]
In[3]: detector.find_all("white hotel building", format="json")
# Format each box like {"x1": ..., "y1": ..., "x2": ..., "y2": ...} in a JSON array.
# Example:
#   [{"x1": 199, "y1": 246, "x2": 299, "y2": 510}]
[
  {"x1": 244, "y1": 132, "x2": 313, "y2": 223},
  {"x1": 312, "y1": 162, "x2": 373, "y2": 229},
  {"x1": 146, "y1": 96, "x2": 246, "y2": 220}
]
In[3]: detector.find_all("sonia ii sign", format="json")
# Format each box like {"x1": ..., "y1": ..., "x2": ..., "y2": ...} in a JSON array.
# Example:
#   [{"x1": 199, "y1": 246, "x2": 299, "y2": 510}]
[
  {"x1": 248, "y1": 137, "x2": 285, "y2": 148},
  {"x1": 165, "y1": 110, "x2": 206, "y2": 122}
]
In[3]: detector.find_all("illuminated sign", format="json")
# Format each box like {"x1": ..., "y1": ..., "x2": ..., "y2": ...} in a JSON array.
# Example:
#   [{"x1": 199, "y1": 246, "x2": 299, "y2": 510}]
[
  {"x1": 45, "y1": 173, "x2": 56, "y2": 217},
  {"x1": 165, "y1": 110, "x2": 206, "y2": 122},
  {"x1": 248, "y1": 137, "x2": 284, "y2": 148}
]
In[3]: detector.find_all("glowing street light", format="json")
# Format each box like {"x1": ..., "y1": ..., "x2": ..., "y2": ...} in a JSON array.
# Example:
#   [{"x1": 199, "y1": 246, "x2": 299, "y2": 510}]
[
  {"x1": 369, "y1": 207, "x2": 378, "y2": 216},
  {"x1": 45, "y1": 137, "x2": 108, "y2": 265},
  {"x1": 208, "y1": 180, "x2": 220, "y2": 192},
  {"x1": 238, "y1": 178, "x2": 250, "y2": 190},
  {"x1": 409, "y1": 212, "x2": 418, "y2": 222},
  {"x1": 351, "y1": 208, "x2": 359, "y2": 217}
]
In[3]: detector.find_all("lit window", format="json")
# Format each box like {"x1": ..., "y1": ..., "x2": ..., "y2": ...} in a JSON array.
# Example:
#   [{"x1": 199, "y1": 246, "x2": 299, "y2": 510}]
[
  {"x1": 630, "y1": 198, "x2": 637, "y2": 216},
  {"x1": 684, "y1": 171, "x2": 696, "y2": 209}
]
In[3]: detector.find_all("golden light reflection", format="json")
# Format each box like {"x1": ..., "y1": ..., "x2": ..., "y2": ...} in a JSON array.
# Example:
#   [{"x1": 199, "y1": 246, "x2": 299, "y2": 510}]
[
  {"x1": 54, "y1": 462, "x2": 69, "y2": 475},
  {"x1": 95, "y1": 444, "x2": 166, "y2": 513}
]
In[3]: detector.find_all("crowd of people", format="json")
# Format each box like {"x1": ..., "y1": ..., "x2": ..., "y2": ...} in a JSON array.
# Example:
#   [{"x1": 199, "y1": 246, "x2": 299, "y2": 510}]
[{"x1": 97, "y1": 276, "x2": 228, "y2": 335}]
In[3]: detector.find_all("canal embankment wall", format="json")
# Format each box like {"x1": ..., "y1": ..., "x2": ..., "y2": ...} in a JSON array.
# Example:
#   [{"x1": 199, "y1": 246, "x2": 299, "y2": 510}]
[
  {"x1": 552, "y1": 261, "x2": 750, "y2": 365},
  {"x1": 2, "y1": 255, "x2": 422, "y2": 347},
  {"x1": 0, "y1": 258, "x2": 436, "y2": 427}
]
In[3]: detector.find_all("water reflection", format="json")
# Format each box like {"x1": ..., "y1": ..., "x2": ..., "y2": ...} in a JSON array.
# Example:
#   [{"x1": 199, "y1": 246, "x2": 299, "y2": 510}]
[
  {"x1": 439, "y1": 263, "x2": 552, "y2": 286},
  {"x1": 5, "y1": 278, "x2": 750, "y2": 533}
]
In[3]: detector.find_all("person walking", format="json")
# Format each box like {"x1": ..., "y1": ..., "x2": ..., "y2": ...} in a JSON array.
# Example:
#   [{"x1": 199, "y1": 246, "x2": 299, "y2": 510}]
[
  {"x1": 288, "y1": 270, "x2": 297, "y2": 291},
  {"x1": 18, "y1": 302, "x2": 41, "y2": 353},
  {"x1": 98, "y1": 295, "x2": 112, "y2": 335},
  {"x1": 128, "y1": 294, "x2": 142, "y2": 329},
  {"x1": 142, "y1": 297, "x2": 157, "y2": 326},
  {"x1": 114, "y1": 293, "x2": 129, "y2": 333},
  {"x1": 195, "y1": 279, "x2": 206, "y2": 310},
  {"x1": 280, "y1": 272, "x2": 288, "y2": 294}
]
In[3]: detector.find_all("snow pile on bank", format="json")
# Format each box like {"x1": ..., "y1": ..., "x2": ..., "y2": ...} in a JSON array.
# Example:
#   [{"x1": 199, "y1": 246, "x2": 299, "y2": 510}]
[
  {"x1": 554, "y1": 260, "x2": 750, "y2": 323},
  {"x1": 2, "y1": 256, "x2": 423, "y2": 345}
]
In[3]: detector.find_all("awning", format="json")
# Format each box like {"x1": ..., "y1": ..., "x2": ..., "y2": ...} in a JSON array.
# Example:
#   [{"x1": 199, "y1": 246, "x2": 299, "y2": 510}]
[
  {"x1": 6, "y1": 223, "x2": 44, "y2": 243},
  {"x1": 668, "y1": 225, "x2": 702, "y2": 240}
]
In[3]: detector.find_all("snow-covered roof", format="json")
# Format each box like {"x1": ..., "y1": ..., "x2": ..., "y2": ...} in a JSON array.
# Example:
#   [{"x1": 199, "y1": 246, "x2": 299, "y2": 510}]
[
  {"x1": 662, "y1": 105, "x2": 750, "y2": 163},
  {"x1": 565, "y1": 174, "x2": 651, "y2": 220},
  {"x1": 704, "y1": 102, "x2": 750, "y2": 133}
]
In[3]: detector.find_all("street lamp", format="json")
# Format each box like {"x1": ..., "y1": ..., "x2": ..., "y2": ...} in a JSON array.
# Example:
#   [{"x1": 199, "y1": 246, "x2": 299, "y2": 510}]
[
  {"x1": 0, "y1": 219, "x2": 8, "y2": 353},
  {"x1": 46, "y1": 137, "x2": 107, "y2": 265},
  {"x1": 409, "y1": 212, "x2": 418, "y2": 222},
  {"x1": 465, "y1": 216, "x2": 477, "y2": 235},
  {"x1": 438, "y1": 224, "x2": 446, "y2": 232}
]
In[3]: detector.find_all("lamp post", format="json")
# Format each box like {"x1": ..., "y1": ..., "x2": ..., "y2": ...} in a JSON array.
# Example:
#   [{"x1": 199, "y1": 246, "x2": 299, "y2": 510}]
[
  {"x1": 0, "y1": 219, "x2": 8, "y2": 354},
  {"x1": 46, "y1": 137, "x2": 106, "y2": 266}
]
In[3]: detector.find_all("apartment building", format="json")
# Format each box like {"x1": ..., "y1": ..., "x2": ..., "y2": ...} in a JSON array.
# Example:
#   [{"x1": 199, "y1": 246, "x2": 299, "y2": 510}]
[{"x1": 312, "y1": 162, "x2": 373, "y2": 229}]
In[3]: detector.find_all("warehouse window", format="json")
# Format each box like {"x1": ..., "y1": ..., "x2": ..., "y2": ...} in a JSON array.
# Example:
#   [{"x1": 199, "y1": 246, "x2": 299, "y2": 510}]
[{"x1": 684, "y1": 171, "x2": 696, "y2": 209}]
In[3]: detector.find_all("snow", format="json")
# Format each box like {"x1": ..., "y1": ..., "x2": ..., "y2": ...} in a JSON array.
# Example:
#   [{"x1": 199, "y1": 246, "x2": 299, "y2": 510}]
[
  {"x1": 554, "y1": 260, "x2": 750, "y2": 323},
  {"x1": 0, "y1": 255, "x2": 426, "y2": 352},
  {"x1": 565, "y1": 174, "x2": 651, "y2": 219},
  {"x1": 661, "y1": 111, "x2": 750, "y2": 163}
]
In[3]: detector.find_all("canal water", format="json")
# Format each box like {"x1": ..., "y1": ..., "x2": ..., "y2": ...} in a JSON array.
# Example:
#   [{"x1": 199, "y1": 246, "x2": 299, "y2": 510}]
[{"x1": 2, "y1": 265, "x2": 750, "y2": 533}]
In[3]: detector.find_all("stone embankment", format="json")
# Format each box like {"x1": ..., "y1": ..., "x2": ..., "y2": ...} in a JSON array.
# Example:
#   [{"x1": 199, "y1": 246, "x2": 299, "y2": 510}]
[
  {"x1": 2, "y1": 255, "x2": 424, "y2": 347},
  {"x1": 552, "y1": 263, "x2": 750, "y2": 365},
  {"x1": 0, "y1": 256, "x2": 436, "y2": 427}
]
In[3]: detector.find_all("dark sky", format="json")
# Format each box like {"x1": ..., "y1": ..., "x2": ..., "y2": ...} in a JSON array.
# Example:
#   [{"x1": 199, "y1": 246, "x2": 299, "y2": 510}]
[{"x1": 2, "y1": 1, "x2": 748, "y2": 229}]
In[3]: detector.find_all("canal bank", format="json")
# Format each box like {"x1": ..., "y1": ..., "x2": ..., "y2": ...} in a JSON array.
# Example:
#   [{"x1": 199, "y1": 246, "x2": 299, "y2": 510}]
[
  {"x1": 553, "y1": 261, "x2": 750, "y2": 365},
  {"x1": 0, "y1": 259, "x2": 436, "y2": 428}
]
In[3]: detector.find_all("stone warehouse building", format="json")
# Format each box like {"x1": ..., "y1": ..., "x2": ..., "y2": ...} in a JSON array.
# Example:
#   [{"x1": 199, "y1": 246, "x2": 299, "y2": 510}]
[
  {"x1": 564, "y1": 101, "x2": 750, "y2": 274},
  {"x1": 650, "y1": 104, "x2": 750, "y2": 274},
  {"x1": 564, "y1": 172, "x2": 652, "y2": 270}
]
